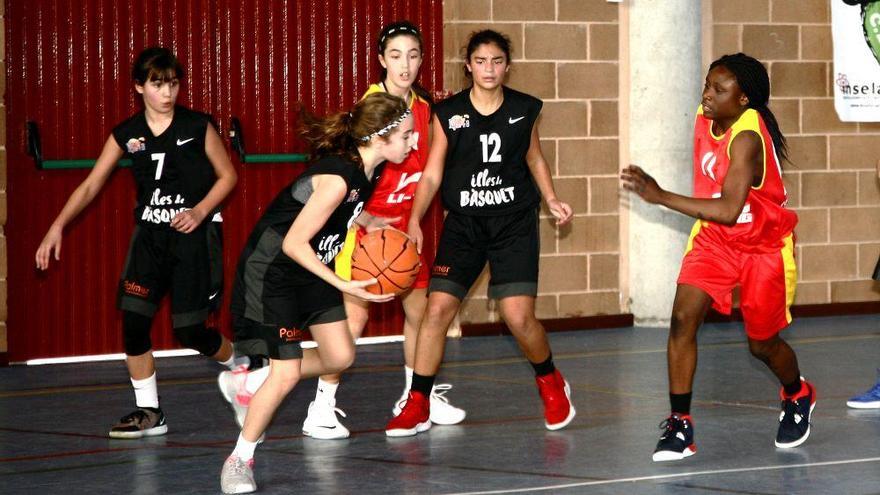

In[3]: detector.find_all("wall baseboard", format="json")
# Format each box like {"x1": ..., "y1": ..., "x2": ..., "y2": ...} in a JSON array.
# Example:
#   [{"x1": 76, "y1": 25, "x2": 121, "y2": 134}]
[{"x1": 461, "y1": 314, "x2": 635, "y2": 337}]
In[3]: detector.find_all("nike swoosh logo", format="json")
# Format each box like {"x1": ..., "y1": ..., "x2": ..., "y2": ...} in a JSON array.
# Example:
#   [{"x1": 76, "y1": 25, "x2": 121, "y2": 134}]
[
  {"x1": 209, "y1": 291, "x2": 219, "y2": 301},
  {"x1": 177, "y1": 138, "x2": 194, "y2": 146},
  {"x1": 508, "y1": 116, "x2": 525, "y2": 124}
]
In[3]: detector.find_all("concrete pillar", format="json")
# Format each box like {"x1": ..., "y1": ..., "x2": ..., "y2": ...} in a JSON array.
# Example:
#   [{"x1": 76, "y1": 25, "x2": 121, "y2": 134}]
[{"x1": 626, "y1": 1, "x2": 704, "y2": 326}]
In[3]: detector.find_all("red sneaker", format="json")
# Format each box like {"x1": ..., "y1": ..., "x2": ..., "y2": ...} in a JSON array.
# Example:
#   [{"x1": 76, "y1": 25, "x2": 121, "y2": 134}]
[
  {"x1": 385, "y1": 391, "x2": 431, "y2": 437},
  {"x1": 536, "y1": 369, "x2": 576, "y2": 430}
]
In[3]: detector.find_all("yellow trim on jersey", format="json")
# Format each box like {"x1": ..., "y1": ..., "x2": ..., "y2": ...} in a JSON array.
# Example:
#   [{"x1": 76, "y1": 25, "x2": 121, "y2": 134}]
[
  {"x1": 334, "y1": 227, "x2": 359, "y2": 281},
  {"x1": 697, "y1": 105, "x2": 727, "y2": 141},
  {"x1": 683, "y1": 219, "x2": 706, "y2": 256},
  {"x1": 781, "y1": 233, "x2": 797, "y2": 324},
  {"x1": 363, "y1": 82, "x2": 425, "y2": 108},
  {"x1": 726, "y1": 109, "x2": 767, "y2": 190}
]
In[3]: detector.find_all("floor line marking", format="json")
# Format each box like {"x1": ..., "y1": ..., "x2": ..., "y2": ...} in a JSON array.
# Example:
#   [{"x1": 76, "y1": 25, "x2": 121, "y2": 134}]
[{"x1": 441, "y1": 456, "x2": 880, "y2": 494}]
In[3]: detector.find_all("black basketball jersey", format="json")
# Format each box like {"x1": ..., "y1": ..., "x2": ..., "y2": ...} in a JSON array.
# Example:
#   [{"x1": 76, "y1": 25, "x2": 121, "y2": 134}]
[
  {"x1": 112, "y1": 106, "x2": 218, "y2": 228},
  {"x1": 434, "y1": 86, "x2": 542, "y2": 216},
  {"x1": 230, "y1": 155, "x2": 373, "y2": 317}
]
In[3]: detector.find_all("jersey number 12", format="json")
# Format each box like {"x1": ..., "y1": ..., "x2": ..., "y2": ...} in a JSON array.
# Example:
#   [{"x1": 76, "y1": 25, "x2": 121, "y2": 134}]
[{"x1": 479, "y1": 133, "x2": 502, "y2": 163}]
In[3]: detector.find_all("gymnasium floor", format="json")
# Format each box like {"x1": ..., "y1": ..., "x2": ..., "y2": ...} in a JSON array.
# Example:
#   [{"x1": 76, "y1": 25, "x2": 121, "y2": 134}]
[{"x1": 1, "y1": 315, "x2": 879, "y2": 494}]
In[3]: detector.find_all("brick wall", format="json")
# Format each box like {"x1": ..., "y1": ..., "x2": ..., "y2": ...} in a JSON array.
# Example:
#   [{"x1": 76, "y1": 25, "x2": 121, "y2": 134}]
[
  {"x1": 443, "y1": 0, "x2": 622, "y2": 323},
  {"x1": 710, "y1": 0, "x2": 880, "y2": 305},
  {"x1": 1, "y1": 1, "x2": 7, "y2": 354}
]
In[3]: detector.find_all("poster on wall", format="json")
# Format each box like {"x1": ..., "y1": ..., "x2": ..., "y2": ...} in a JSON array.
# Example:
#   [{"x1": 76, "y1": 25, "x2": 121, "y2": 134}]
[{"x1": 832, "y1": 0, "x2": 880, "y2": 121}]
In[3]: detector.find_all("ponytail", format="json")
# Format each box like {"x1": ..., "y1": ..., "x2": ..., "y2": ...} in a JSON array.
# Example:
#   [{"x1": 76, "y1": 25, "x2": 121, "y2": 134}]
[
  {"x1": 300, "y1": 109, "x2": 360, "y2": 166},
  {"x1": 300, "y1": 93, "x2": 410, "y2": 167}
]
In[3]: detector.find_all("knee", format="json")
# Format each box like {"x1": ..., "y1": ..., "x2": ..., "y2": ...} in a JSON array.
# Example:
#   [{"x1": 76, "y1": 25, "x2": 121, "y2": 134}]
[
  {"x1": 422, "y1": 299, "x2": 456, "y2": 329},
  {"x1": 269, "y1": 364, "x2": 301, "y2": 392},
  {"x1": 501, "y1": 310, "x2": 536, "y2": 334},
  {"x1": 173, "y1": 324, "x2": 222, "y2": 356},
  {"x1": 747, "y1": 336, "x2": 779, "y2": 361},
  {"x1": 123, "y1": 311, "x2": 153, "y2": 356},
  {"x1": 324, "y1": 345, "x2": 355, "y2": 373},
  {"x1": 669, "y1": 309, "x2": 700, "y2": 341}
]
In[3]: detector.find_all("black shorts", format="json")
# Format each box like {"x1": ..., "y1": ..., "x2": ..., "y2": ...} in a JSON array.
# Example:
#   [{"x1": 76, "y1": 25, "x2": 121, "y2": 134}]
[
  {"x1": 232, "y1": 303, "x2": 345, "y2": 360},
  {"x1": 231, "y1": 238, "x2": 346, "y2": 360},
  {"x1": 117, "y1": 223, "x2": 223, "y2": 327},
  {"x1": 429, "y1": 208, "x2": 539, "y2": 300}
]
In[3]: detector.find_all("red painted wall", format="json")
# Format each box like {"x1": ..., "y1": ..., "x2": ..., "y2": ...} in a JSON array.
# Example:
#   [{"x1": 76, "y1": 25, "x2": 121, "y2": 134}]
[{"x1": 6, "y1": 0, "x2": 443, "y2": 361}]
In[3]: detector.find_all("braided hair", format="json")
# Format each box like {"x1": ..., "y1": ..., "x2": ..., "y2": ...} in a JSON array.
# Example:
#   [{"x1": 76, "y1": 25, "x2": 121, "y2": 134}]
[{"x1": 710, "y1": 53, "x2": 789, "y2": 164}]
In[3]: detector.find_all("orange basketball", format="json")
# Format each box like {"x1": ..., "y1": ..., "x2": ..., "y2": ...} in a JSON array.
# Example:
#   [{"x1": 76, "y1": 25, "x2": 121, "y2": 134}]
[{"x1": 351, "y1": 229, "x2": 421, "y2": 295}]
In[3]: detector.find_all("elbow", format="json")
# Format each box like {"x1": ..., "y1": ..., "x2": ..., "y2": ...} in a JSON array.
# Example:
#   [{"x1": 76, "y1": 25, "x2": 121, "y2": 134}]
[
  {"x1": 226, "y1": 168, "x2": 239, "y2": 188},
  {"x1": 717, "y1": 209, "x2": 740, "y2": 226},
  {"x1": 281, "y1": 240, "x2": 299, "y2": 262}
]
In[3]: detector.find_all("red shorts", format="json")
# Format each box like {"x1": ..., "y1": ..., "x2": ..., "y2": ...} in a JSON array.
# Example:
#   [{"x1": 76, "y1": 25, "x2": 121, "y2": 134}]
[{"x1": 677, "y1": 221, "x2": 797, "y2": 340}]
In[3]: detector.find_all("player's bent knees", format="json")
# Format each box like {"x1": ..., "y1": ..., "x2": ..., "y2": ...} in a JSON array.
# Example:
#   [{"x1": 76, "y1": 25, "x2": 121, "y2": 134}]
[
  {"x1": 269, "y1": 363, "x2": 302, "y2": 392},
  {"x1": 669, "y1": 309, "x2": 701, "y2": 340},
  {"x1": 123, "y1": 311, "x2": 153, "y2": 356},
  {"x1": 499, "y1": 309, "x2": 537, "y2": 335},
  {"x1": 747, "y1": 335, "x2": 780, "y2": 361},
  {"x1": 173, "y1": 323, "x2": 222, "y2": 357},
  {"x1": 422, "y1": 298, "x2": 458, "y2": 330},
  {"x1": 322, "y1": 345, "x2": 355, "y2": 373}
]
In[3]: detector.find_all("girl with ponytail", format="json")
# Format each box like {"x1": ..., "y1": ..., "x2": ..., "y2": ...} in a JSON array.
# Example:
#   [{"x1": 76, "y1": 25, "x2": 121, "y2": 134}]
[
  {"x1": 219, "y1": 92, "x2": 414, "y2": 494},
  {"x1": 300, "y1": 20, "x2": 466, "y2": 440},
  {"x1": 622, "y1": 53, "x2": 814, "y2": 461}
]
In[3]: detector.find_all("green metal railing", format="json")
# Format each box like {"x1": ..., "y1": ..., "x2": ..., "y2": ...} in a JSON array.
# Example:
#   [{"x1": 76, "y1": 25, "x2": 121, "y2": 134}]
[{"x1": 27, "y1": 117, "x2": 309, "y2": 169}]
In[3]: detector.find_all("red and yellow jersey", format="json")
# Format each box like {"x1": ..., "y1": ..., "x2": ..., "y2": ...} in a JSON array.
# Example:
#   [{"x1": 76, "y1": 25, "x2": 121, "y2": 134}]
[
  {"x1": 361, "y1": 83, "x2": 430, "y2": 226},
  {"x1": 690, "y1": 106, "x2": 798, "y2": 253}
]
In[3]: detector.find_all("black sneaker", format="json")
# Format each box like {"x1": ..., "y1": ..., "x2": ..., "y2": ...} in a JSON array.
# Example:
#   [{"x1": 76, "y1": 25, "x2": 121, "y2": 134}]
[
  {"x1": 775, "y1": 379, "x2": 816, "y2": 448},
  {"x1": 109, "y1": 407, "x2": 168, "y2": 439},
  {"x1": 652, "y1": 414, "x2": 696, "y2": 462}
]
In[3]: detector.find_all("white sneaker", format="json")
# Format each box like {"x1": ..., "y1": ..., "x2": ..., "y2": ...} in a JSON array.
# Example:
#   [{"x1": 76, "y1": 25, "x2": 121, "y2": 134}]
[
  {"x1": 218, "y1": 366, "x2": 252, "y2": 428},
  {"x1": 302, "y1": 399, "x2": 350, "y2": 439},
  {"x1": 220, "y1": 455, "x2": 256, "y2": 494},
  {"x1": 393, "y1": 383, "x2": 466, "y2": 426}
]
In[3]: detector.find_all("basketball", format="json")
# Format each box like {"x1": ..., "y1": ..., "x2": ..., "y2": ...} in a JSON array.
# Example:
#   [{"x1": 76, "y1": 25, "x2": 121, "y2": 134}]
[{"x1": 350, "y1": 229, "x2": 421, "y2": 295}]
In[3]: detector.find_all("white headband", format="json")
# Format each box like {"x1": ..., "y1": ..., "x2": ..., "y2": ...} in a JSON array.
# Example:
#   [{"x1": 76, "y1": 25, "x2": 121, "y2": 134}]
[{"x1": 359, "y1": 109, "x2": 412, "y2": 142}]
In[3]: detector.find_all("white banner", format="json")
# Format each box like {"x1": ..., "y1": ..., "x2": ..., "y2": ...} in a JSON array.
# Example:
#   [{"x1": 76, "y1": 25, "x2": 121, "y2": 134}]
[{"x1": 832, "y1": 0, "x2": 880, "y2": 122}]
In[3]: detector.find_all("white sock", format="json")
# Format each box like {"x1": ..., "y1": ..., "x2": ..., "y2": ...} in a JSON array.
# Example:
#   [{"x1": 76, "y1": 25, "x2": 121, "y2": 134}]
[
  {"x1": 233, "y1": 355, "x2": 252, "y2": 369},
  {"x1": 131, "y1": 373, "x2": 159, "y2": 409},
  {"x1": 219, "y1": 354, "x2": 237, "y2": 370},
  {"x1": 245, "y1": 365, "x2": 270, "y2": 395},
  {"x1": 404, "y1": 365, "x2": 413, "y2": 391},
  {"x1": 316, "y1": 377, "x2": 339, "y2": 402},
  {"x1": 232, "y1": 433, "x2": 258, "y2": 462}
]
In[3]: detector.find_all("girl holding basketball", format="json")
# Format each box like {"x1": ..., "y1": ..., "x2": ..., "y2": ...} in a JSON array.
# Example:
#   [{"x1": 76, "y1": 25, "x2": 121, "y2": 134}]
[
  {"x1": 35, "y1": 47, "x2": 239, "y2": 439},
  {"x1": 621, "y1": 53, "x2": 814, "y2": 461},
  {"x1": 219, "y1": 92, "x2": 414, "y2": 494},
  {"x1": 217, "y1": 21, "x2": 466, "y2": 438},
  {"x1": 300, "y1": 20, "x2": 465, "y2": 439},
  {"x1": 386, "y1": 29, "x2": 575, "y2": 437}
]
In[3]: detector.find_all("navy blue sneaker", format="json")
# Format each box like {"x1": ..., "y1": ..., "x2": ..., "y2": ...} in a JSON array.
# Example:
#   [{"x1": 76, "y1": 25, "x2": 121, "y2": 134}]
[
  {"x1": 775, "y1": 379, "x2": 816, "y2": 448},
  {"x1": 847, "y1": 370, "x2": 880, "y2": 409},
  {"x1": 652, "y1": 414, "x2": 696, "y2": 461}
]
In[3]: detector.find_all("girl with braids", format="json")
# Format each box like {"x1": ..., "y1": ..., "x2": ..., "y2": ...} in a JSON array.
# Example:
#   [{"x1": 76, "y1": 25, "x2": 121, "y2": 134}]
[
  {"x1": 622, "y1": 53, "x2": 815, "y2": 461},
  {"x1": 299, "y1": 20, "x2": 465, "y2": 439},
  {"x1": 219, "y1": 92, "x2": 413, "y2": 494}
]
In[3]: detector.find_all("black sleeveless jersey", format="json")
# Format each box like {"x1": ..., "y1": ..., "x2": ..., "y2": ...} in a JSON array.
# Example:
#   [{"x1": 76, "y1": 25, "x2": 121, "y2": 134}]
[
  {"x1": 434, "y1": 86, "x2": 542, "y2": 216},
  {"x1": 231, "y1": 155, "x2": 372, "y2": 306},
  {"x1": 112, "y1": 106, "x2": 217, "y2": 228}
]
